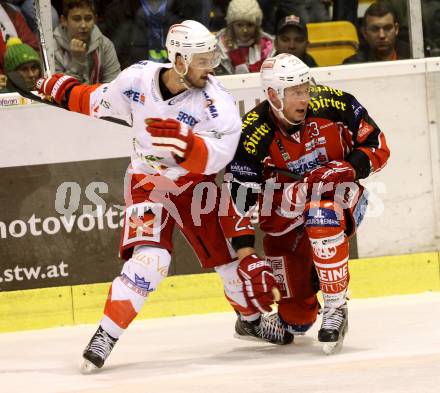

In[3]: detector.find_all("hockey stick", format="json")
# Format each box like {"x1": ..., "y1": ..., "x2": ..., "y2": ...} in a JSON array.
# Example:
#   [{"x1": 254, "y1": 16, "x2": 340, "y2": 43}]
[
  {"x1": 271, "y1": 167, "x2": 304, "y2": 181},
  {"x1": 6, "y1": 70, "x2": 62, "y2": 107},
  {"x1": 5, "y1": 0, "x2": 57, "y2": 105},
  {"x1": 33, "y1": 0, "x2": 52, "y2": 77}
]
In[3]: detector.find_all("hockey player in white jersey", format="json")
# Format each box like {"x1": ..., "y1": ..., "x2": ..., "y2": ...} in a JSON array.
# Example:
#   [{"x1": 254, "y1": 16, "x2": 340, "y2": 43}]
[{"x1": 36, "y1": 20, "x2": 285, "y2": 373}]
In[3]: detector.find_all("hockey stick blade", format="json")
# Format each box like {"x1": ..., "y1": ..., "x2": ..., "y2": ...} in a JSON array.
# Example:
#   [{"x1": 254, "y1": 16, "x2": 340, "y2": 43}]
[{"x1": 6, "y1": 70, "x2": 61, "y2": 108}]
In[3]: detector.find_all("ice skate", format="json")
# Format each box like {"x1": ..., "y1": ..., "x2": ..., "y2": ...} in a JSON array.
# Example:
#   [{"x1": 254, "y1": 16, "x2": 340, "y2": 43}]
[
  {"x1": 318, "y1": 304, "x2": 348, "y2": 355},
  {"x1": 80, "y1": 326, "x2": 118, "y2": 374},
  {"x1": 234, "y1": 313, "x2": 294, "y2": 345}
]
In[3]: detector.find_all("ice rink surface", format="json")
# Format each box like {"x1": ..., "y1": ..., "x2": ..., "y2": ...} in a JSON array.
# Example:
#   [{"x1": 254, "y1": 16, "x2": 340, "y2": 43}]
[{"x1": 1, "y1": 293, "x2": 440, "y2": 393}]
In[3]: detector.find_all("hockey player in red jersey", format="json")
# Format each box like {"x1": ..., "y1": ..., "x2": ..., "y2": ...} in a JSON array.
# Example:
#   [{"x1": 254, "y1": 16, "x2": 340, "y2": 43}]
[
  {"x1": 36, "y1": 21, "x2": 284, "y2": 373},
  {"x1": 221, "y1": 53, "x2": 390, "y2": 354}
]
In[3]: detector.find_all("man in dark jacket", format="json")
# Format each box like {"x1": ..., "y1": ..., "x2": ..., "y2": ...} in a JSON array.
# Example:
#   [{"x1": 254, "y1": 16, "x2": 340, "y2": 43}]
[
  {"x1": 273, "y1": 15, "x2": 317, "y2": 67},
  {"x1": 99, "y1": 0, "x2": 181, "y2": 69},
  {"x1": 343, "y1": 2, "x2": 409, "y2": 64}
]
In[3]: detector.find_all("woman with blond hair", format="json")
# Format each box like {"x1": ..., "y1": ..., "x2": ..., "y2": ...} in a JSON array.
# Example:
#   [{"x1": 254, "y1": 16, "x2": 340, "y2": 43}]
[{"x1": 215, "y1": 0, "x2": 274, "y2": 75}]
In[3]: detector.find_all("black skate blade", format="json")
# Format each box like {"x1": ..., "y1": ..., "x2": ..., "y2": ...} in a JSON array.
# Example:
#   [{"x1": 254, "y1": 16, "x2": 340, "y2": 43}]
[{"x1": 233, "y1": 332, "x2": 267, "y2": 343}]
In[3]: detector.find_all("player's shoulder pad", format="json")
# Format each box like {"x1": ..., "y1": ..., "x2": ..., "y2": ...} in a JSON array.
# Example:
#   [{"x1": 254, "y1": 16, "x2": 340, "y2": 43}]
[
  {"x1": 201, "y1": 75, "x2": 241, "y2": 126},
  {"x1": 308, "y1": 84, "x2": 358, "y2": 116},
  {"x1": 115, "y1": 61, "x2": 165, "y2": 103},
  {"x1": 240, "y1": 101, "x2": 274, "y2": 157}
]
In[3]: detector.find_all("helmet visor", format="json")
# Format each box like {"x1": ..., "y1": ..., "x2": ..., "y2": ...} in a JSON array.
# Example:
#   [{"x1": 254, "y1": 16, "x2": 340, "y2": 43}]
[
  {"x1": 283, "y1": 82, "x2": 312, "y2": 100},
  {"x1": 189, "y1": 49, "x2": 221, "y2": 69}
]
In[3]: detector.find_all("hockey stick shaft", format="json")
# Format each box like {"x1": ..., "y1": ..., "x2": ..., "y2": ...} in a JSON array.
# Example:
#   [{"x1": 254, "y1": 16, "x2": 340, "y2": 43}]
[
  {"x1": 6, "y1": 71, "x2": 61, "y2": 107},
  {"x1": 271, "y1": 167, "x2": 304, "y2": 181},
  {"x1": 33, "y1": 0, "x2": 52, "y2": 77}
]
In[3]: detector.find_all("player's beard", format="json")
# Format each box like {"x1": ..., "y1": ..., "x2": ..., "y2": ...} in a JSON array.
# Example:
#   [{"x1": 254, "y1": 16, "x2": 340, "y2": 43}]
[{"x1": 184, "y1": 71, "x2": 210, "y2": 89}]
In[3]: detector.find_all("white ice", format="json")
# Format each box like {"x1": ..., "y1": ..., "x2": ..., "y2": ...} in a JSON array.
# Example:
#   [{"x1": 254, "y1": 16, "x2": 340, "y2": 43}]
[{"x1": 1, "y1": 293, "x2": 440, "y2": 393}]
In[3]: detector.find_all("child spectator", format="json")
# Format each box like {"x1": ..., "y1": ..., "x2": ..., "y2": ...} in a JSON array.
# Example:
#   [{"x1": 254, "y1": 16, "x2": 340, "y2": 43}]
[
  {"x1": 0, "y1": 37, "x2": 41, "y2": 93},
  {"x1": 216, "y1": 0, "x2": 274, "y2": 74},
  {"x1": 53, "y1": 0, "x2": 120, "y2": 83}
]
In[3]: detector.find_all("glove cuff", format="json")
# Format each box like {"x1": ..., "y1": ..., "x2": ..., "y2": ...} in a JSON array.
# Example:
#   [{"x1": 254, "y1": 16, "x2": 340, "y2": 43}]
[{"x1": 179, "y1": 135, "x2": 208, "y2": 174}]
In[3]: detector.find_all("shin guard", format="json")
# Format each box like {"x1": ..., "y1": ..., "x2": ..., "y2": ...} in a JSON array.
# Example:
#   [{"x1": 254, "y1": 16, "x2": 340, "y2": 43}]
[{"x1": 101, "y1": 246, "x2": 171, "y2": 337}]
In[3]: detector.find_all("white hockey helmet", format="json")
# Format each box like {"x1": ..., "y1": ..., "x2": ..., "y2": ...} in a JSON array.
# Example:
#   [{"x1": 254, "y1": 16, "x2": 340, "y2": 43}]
[
  {"x1": 166, "y1": 20, "x2": 218, "y2": 70},
  {"x1": 260, "y1": 53, "x2": 311, "y2": 101}
]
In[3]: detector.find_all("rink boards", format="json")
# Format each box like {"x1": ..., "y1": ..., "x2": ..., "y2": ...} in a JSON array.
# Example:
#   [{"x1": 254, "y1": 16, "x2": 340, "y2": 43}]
[
  {"x1": 1, "y1": 58, "x2": 440, "y2": 332},
  {"x1": 0, "y1": 251, "x2": 439, "y2": 332}
]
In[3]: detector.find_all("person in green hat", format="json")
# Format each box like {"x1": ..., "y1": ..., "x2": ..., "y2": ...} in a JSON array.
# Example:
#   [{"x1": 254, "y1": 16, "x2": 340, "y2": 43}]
[{"x1": 1, "y1": 36, "x2": 42, "y2": 93}]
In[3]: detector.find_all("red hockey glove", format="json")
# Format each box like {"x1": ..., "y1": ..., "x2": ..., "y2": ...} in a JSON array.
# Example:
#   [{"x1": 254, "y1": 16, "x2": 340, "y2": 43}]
[
  {"x1": 237, "y1": 254, "x2": 280, "y2": 313},
  {"x1": 304, "y1": 160, "x2": 355, "y2": 197},
  {"x1": 146, "y1": 118, "x2": 195, "y2": 160},
  {"x1": 35, "y1": 73, "x2": 80, "y2": 105}
]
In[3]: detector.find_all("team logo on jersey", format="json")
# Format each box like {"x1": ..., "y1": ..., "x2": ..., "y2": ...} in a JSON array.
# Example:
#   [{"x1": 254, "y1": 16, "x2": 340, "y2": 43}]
[
  {"x1": 203, "y1": 91, "x2": 219, "y2": 118},
  {"x1": 242, "y1": 111, "x2": 260, "y2": 128},
  {"x1": 243, "y1": 123, "x2": 271, "y2": 154},
  {"x1": 286, "y1": 147, "x2": 328, "y2": 174},
  {"x1": 123, "y1": 203, "x2": 162, "y2": 245},
  {"x1": 120, "y1": 273, "x2": 154, "y2": 297},
  {"x1": 351, "y1": 97, "x2": 364, "y2": 121},
  {"x1": 229, "y1": 162, "x2": 259, "y2": 179},
  {"x1": 305, "y1": 207, "x2": 339, "y2": 227},
  {"x1": 176, "y1": 111, "x2": 199, "y2": 127},
  {"x1": 305, "y1": 137, "x2": 327, "y2": 151},
  {"x1": 357, "y1": 119, "x2": 374, "y2": 142},
  {"x1": 309, "y1": 95, "x2": 347, "y2": 112},
  {"x1": 123, "y1": 89, "x2": 145, "y2": 105},
  {"x1": 266, "y1": 256, "x2": 291, "y2": 298}
]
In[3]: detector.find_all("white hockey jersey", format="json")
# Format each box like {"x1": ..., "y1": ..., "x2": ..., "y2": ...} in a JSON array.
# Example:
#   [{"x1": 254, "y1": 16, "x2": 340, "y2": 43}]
[{"x1": 87, "y1": 61, "x2": 241, "y2": 183}]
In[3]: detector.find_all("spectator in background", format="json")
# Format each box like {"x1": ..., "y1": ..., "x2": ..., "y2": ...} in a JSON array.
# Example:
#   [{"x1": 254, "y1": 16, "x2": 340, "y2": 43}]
[
  {"x1": 18, "y1": 0, "x2": 60, "y2": 34},
  {"x1": 173, "y1": 0, "x2": 230, "y2": 33},
  {"x1": 378, "y1": 0, "x2": 408, "y2": 44},
  {"x1": 0, "y1": 0, "x2": 38, "y2": 74},
  {"x1": 332, "y1": 0, "x2": 358, "y2": 27},
  {"x1": 216, "y1": 0, "x2": 274, "y2": 75},
  {"x1": 343, "y1": 2, "x2": 409, "y2": 64},
  {"x1": 100, "y1": 0, "x2": 180, "y2": 69},
  {"x1": 273, "y1": 14, "x2": 317, "y2": 67},
  {"x1": 259, "y1": 0, "x2": 330, "y2": 36},
  {"x1": 0, "y1": 36, "x2": 41, "y2": 93},
  {"x1": 276, "y1": 0, "x2": 330, "y2": 26},
  {"x1": 54, "y1": 0, "x2": 120, "y2": 83},
  {"x1": 205, "y1": 0, "x2": 231, "y2": 32},
  {"x1": 422, "y1": 0, "x2": 440, "y2": 57}
]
